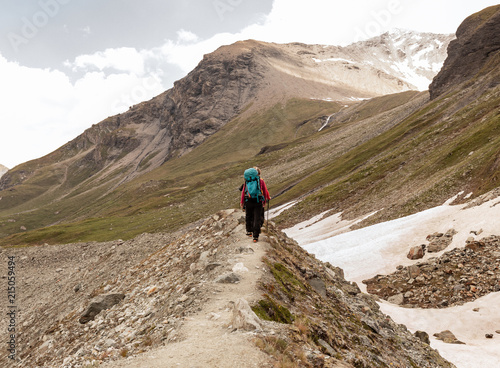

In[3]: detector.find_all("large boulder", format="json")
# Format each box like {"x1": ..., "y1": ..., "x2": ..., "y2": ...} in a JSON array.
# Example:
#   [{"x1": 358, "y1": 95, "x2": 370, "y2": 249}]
[
  {"x1": 79, "y1": 293, "x2": 126, "y2": 324},
  {"x1": 407, "y1": 244, "x2": 426, "y2": 260},
  {"x1": 231, "y1": 298, "x2": 262, "y2": 331},
  {"x1": 433, "y1": 330, "x2": 465, "y2": 344}
]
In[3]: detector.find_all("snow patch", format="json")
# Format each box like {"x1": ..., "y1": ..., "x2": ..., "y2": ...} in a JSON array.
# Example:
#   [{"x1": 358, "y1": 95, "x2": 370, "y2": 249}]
[
  {"x1": 313, "y1": 57, "x2": 356, "y2": 64},
  {"x1": 318, "y1": 114, "x2": 333, "y2": 132},
  {"x1": 380, "y1": 294, "x2": 500, "y2": 368},
  {"x1": 287, "y1": 192, "x2": 500, "y2": 368},
  {"x1": 269, "y1": 201, "x2": 299, "y2": 218},
  {"x1": 285, "y1": 210, "x2": 378, "y2": 245}
]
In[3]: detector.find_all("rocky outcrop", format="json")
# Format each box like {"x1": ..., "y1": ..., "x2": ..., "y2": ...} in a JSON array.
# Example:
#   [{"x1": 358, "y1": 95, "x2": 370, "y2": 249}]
[
  {"x1": 427, "y1": 229, "x2": 457, "y2": 253},
  {"x1": 429, "y1": 5, "x2": 500, "y2": 99},
  {"x1": 258, "y1": 223, "x2": 454, "y2": 368},
  {"x1": 0, "y1": 42, "x2": 266, "y2": 193},
  {"x1": 363, "y1": 235, "x2": 500, "y2": 308},
  {"x1": 433, "y1": 330, "x2": 465, "y2": 344}
]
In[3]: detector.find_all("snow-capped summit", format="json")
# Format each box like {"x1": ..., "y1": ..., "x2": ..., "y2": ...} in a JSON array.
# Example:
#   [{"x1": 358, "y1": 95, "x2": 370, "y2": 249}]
[{"x1": 342, "y1": 30, "x2": 455, "y2": 91}]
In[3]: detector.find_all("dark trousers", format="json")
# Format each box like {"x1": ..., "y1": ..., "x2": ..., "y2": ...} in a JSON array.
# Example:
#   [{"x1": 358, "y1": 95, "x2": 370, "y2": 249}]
[{"x1": 245, "y1": 199, "x2": 263, "y2": 239}]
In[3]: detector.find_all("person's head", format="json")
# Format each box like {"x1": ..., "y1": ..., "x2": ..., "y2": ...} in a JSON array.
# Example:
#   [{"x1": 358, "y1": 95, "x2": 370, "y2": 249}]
[{"x1": 254, "y1": 166, "x2": 261, "y2": 175}]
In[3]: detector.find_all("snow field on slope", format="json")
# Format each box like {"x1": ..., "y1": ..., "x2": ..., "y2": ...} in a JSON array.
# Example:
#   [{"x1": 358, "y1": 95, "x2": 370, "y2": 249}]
[{"x1": 284, "y1": 194, "x2": 500, "y2": 368}]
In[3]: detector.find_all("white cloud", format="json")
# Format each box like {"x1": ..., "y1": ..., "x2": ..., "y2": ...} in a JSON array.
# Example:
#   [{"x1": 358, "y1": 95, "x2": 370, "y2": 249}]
[
  {"x1": 176, "y1": 29, "x2": 199, "y2": 43},
  {"x1": 68, "y1": 47, "x2": 146, "y2": 75},
  {"x1": 157, "y1": 32, "x2": 241, "y2": 74},
  {"x1": 0, "y1": 55, "x2": 164, "y2": 169}
]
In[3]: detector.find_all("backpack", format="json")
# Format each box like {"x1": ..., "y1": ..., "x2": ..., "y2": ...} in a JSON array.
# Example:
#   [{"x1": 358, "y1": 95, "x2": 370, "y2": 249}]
[{"x1": 244, "y1": 168, "x2": 263, "y2": 202}]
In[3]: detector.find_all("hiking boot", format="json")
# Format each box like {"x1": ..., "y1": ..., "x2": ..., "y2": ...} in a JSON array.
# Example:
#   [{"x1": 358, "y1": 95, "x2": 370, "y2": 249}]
[
  {"x1": 253, "y1": 237, "x2": 258, "y2": 243},
  {"x1": 246, "y1": 232, "x2": 252, "y2": 237}
]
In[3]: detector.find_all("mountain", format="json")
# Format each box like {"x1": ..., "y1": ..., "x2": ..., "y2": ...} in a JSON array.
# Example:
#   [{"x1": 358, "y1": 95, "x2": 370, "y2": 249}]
[
  {"x1": 430, "y1": 5, "x2": 500, "y2": 99},
  {"x1": 0, "y1": 31, "x2": 452, "y2": 242},
  {"x1": 273, "y1": 5, "x2": 500, "y2": 229},
  {"x1": 1, "y1": 6, "x2": 499, "y2": 368},
  {"x1": 0, "y1": 164, "x2": 7, "y2": 178}
]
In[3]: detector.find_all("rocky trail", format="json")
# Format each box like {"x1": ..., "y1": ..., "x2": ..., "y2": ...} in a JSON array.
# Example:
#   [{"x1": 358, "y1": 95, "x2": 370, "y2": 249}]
[
  {"x1": 2, "y1": 209, "x2": 278, "y2": 368},
  {"x1": 102, "y1": 215, "x2": 272, "y2": 368},
  {"x1": 1, "y1": 209, "x2": 456, "y2": 368}
]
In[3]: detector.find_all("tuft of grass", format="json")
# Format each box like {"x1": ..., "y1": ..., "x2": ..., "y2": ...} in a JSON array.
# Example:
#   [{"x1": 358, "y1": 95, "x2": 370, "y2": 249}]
[
  {"x1": 252, "y1": 296, "x2": 294, "y2": 324},
  {"x1": 254, "y1": 336, "x2": 301, "y2": 368}
]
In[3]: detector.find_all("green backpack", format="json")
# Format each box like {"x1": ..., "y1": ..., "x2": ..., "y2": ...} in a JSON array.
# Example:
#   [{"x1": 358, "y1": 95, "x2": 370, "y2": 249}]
[{"x1": 244, "y1": 168, "x2": 263, "y2": 202}]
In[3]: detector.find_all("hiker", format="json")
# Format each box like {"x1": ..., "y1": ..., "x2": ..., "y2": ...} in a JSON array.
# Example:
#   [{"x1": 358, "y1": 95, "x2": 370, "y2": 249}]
[
  {"x1": 240, "y1": 167, "x2": 270, "y2": 242},
  {"x1": 239, "y1": 167, "x2": 266, "y2": 227}
]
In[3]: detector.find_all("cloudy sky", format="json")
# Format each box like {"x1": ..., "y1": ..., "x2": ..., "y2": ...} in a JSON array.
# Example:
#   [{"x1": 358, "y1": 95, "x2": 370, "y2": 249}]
[{"x1": 1, "y1": 0, "x2": 498, "y2": 168}]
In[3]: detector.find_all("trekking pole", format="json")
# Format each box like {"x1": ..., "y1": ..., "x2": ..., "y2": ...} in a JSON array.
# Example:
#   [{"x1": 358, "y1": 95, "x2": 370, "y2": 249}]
[{"x1": 266, "y1": 199, "x2": 270, "y2": 233}]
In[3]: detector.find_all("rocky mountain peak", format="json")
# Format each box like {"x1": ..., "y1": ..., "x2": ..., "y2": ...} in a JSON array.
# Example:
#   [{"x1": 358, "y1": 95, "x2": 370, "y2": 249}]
[{"x1": 429, "y1": 4, "x2": 500, "y2": 99}]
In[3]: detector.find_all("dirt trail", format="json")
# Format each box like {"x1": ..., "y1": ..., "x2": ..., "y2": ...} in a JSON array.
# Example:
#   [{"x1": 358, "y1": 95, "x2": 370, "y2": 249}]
[{"x1": 102, "y1": 227, "x2": 272, "y2": 368}]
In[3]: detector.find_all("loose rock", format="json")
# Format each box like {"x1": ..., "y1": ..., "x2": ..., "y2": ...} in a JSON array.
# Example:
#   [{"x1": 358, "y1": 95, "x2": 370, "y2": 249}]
[
  {"x1": 433, "y1": 330, "x2": 465, "y2": 344},
  {"x1": 79, "y1": 294, "x2": 126, "y2": 324},
  {"x1": 215, "y1": 272, "x2": 241, "y2": 284}
]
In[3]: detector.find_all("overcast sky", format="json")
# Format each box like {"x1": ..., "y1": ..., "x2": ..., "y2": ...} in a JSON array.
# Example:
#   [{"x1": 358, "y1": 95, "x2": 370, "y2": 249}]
[{"x1": 1, "y1": 0, "x2": 498, "y2": 169}]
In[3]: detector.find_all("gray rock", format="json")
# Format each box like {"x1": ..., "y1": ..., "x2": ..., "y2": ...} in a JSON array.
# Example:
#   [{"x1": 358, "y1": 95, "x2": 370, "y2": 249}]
[
  {"x1": 407, "y1": 245, "x2": 425, "y2": 260},
  {"x1": 199, "y1": 251, "x2": 211, "y2": 264},
  {"x1": 362, "y1": 318, "x2": 381, "y2": 334},
  {"x1": 404, "y1": 291, "x2": 414, "y2": 298},
  {"x1": 427, "y1": 229, "x2": 456, "y2": 252},
  {"x1": 205, "y1": 262, "x2": 221, "y2": 272},
  {"x1": 344, "y1": 282, "x2": 361, "y2": 295},
  {"x1": 236, "y1": 246, "x2": 254, "y2": 254},
  {"x1": 104, "y1": 338, "x2": 117, "y2": 347},
  {"x1": 79, "y1": 294, "x2": 125, "y2": 324},
  {"x1": 414, "y1": 330, "x2": 430, "y2": 344},
  {"x1": 231, "y1": 298, "x2": 261, "y2": 331},
  {"x1": 308, "y1": 277, "x2": 327, "y2": 298},
  {"x1": 407, "y1": 265, "x2": 421, "y2": 279},
  {"x1": 388, "y1": 293, "x2": 404, "y2": 305},
  {"x1": 433, "y1": 330, "x2": 465, "y2": 344},
  {"x1": 318, "y1": 339, "x2": 336, "y2": 356},
  {"x1": 215, "y1": 272, "x2": 241, "y2": 284}
]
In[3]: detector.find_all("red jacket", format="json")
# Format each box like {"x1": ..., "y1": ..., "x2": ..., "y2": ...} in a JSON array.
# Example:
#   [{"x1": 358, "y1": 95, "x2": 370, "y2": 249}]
[{"x1": 241, "y1": 179, "x2": 271, "y2": 206}]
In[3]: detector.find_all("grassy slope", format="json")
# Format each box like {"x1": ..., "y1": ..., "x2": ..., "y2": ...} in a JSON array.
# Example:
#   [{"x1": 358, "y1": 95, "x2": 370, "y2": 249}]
[
  {"x1": 0, "y1": 98, "x2": 341, "y2": 245},
  {"x1": 275, "y1": 73, "x2": 500, "y2": 227},
  {"x1": 1, "y1": 69, "x2": 499, "y2": 246}
]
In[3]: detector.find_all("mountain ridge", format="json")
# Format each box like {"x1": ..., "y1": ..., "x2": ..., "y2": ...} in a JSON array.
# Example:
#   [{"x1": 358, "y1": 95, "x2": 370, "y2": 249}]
[
  {"x1": 0, "y1": 7, "x2": 498, "y2": 248},
  {"x1": 0, "y1": 30, "x2": 452, "y2": 242}
]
